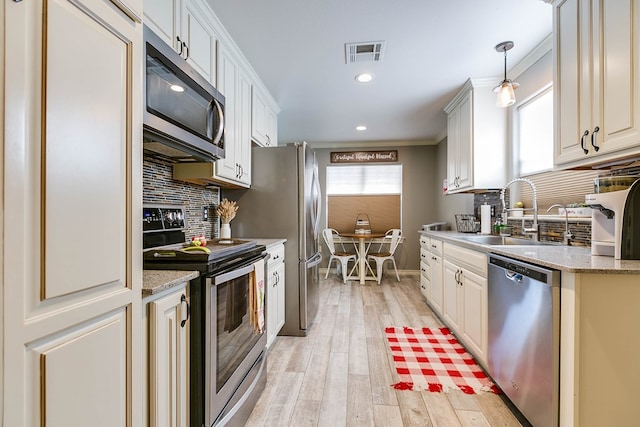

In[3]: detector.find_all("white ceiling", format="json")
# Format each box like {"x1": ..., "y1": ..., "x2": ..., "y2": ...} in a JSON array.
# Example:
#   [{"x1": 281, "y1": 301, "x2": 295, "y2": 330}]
[{"x1": 206, "y1": 0, "x2": 552, "y2": 147}]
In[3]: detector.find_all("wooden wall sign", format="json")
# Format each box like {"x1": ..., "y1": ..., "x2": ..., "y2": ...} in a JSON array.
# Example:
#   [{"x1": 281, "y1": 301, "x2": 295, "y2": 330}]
[{"x1": 330, "y1": 150, "x2": 398, "y2": 163}]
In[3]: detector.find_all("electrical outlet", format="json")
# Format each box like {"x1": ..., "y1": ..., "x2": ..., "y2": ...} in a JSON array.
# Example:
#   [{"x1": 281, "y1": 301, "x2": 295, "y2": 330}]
[{"x1": 202, "y1": 206, "x2": 208, "y2": 220}]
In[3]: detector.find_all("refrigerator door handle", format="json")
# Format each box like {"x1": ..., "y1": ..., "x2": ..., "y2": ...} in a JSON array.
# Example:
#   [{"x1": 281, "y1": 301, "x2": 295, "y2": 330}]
[{"x1": 311, "y1": 162, "x2": 322, "y2": 238}]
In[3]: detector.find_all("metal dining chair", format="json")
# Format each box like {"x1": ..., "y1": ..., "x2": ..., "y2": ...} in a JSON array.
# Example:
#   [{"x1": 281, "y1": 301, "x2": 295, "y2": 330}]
[
  {"x1": 367, "y1": 229, "x2": 402, "y2": 284},
  {"x1": 322, "y1": 228, "x2": 357, "y2": 283}
]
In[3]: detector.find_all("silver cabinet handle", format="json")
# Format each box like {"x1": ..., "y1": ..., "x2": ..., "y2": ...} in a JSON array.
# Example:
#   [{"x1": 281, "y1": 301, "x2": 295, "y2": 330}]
[
  {"x1": 182, "y1": 41, "x2": 189, "y2": 59},
  {"x1": 581, "y1": 129, "x2": 589, "y2": 155},
  {"x1": 591, "y1": 126, "x2": 600, "y2": 152}
]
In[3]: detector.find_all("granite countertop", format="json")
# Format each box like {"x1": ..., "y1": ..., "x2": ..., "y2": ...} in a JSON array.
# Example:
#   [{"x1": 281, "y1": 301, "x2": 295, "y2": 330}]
[
  {"x1": 143, "y1": 270, "x2": 199, "y2": 296},
  {"x1": 420, "y1": 230, "x2": 640, "y2": 274}
]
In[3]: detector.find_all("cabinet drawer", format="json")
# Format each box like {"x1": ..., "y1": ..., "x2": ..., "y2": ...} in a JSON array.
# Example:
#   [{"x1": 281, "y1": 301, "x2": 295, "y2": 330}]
[
  {"x1": 420, "y1": 235, "x2": 430, "y2": 248},
  {"x1": 420, "y1": 247, "x2": 429, "y2": 264},
  {"x1": 420, "y1": 260, "x2": 430, "y2": 280},
  {"x1": 428, "y1": 239, "x2": 443, "y2": 256},
  {"x1": 267, "y1": 244, "x2": 285, "y2": 267},
  {"x1": 443, "y1": 243, "x2": 487, "y2": 277}
]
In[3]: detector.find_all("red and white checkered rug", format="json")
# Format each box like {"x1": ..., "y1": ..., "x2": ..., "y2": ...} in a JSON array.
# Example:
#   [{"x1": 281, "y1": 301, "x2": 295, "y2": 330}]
[{"x1": 384, "y1": 326, "x2": 501, "y2": 394}]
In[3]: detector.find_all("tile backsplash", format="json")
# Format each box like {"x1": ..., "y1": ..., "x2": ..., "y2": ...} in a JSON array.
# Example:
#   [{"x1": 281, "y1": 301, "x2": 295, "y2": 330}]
[
  {"x1": 471, "y1": 164, "x2": 640, "y2": 247},
  {"x1": 143, "y1": 153, "x2": 220, "y2": 240}
]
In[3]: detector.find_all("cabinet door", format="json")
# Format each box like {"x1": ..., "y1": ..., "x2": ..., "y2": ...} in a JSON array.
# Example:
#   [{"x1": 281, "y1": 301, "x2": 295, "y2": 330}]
[
  {"x1": 266, "y1": 245, "x2": 286, "y2": 347},
  {"x1": 252, "y1": 87, "x2": 279, "y2": 147},
  {"x1": 446, "y1": 92, "x2": 472, "y2": 193},
  {"x1": 266, "y1": 264, "x2": 277, "y2": 347},
  {"x1": 144, "y1": 0, "x2": 181, "y2": 51},
  {"x1": 461, "y1": 268, "x2": 487, "y2": 366},
  {"x1": 267, "y1": 108, "x2": 279, "y2": 146},
  {"x1": 216, "y1": 45, "x2": 240, "y2": 180},
  {"x1": 428, "y1": 254, "x2": 444, "y2": 315},
  {"x1": 148, "y1": 289, "x2": 189, "y2": 427},
  {"x1": 237, "y1": 67, "x2": 252, "y2": 185},
  {"x1": 420, "y1": 267, "x2": 430, "y2": 300},
  {"x1": 215, "y1": 47, "x2": 251, "y2": 187},
  {"x1": 594, "y1": 0, "x2": 640, "y2": 156},
  {"x1": 4, "y1": 0, "x2": 142, "y2": 424},
  {"x1": 251, "y1": 88, "x2": 270, "y2": 146},
  {"x1": 274, "y1": 261, "x2": 286, "y2": 335},
  {"x1": 456, "y1": 93, "x2": 473, "y2": 191},
  {"x1": 554, "y1": 0, "x2": 590, "y2": 164},
  {"x1": 182, "y1": 0, "x2": 217, "y2": 84},
  {"x1": 446, "y1": 107, "x2": 460, "y2": 191},
  {"x1": 443, "y1": 260, "x2": 462, "y2": 332},
  {"x1": 555, "y1": 0, "x2": 640, "y2": 166}
]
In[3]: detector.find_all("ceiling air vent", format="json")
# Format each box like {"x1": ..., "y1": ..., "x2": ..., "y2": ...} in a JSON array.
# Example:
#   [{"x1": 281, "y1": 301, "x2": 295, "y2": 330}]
[{"x1": 345, "y1": 41, "x2": 385, "y2": 64}]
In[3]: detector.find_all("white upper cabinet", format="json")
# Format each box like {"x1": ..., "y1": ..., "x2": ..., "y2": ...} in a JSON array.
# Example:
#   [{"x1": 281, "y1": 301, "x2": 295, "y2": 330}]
[
  {"x1": 252, "y1": 85, "x2": 280, "y2": 147},
  {"x1": 445, "y1": 78, "x2": 507, "y2": 193},
  {"x1": 554, "y1": 0, "x2": 640, "y2": 167},
  {"x1": 144, "y1": 0, "x2": 218, "y2": 85},
  {"x1": 215, "y1": 48, "x2": 252, "y2": 186},
  {"x1": 173, "y1": 47, "x2": 252, "y2": 187}
]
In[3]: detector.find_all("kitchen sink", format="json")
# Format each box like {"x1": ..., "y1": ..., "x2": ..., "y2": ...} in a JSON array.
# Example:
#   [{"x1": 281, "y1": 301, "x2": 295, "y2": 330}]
[{"x1": 457, "y1": 235, "x2": 557, "y2": 246}]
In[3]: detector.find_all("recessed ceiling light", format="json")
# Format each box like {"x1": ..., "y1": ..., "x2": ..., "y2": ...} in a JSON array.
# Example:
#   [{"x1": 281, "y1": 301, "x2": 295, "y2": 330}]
[
  {"x1": 354, "y1": 73, "x2": 374, "y2": 83},
  {"x1": 356, "y1": 125, "x2": 367, "y2": 131},
  {"x1": 170, "y1": 84, "x2": 185, "y2": 93}
]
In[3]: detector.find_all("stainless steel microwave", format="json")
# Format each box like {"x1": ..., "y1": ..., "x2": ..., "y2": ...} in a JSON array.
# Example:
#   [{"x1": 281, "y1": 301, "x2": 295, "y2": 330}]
[{"x1": 143, "y1": 25, "x2": 225, "y2": 161}]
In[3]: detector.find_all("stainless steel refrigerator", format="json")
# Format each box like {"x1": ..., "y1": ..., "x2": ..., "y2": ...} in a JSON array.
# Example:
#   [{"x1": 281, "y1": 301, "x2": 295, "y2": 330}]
[{"x1": 231, "y1": 142, "x2": 322, "y2": 336}]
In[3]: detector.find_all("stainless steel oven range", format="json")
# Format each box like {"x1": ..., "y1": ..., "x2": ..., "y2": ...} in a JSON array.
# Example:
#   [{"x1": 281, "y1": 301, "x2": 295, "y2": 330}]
[{"x1": 143, "y1": 205, "x2": 268, "y2": 427}]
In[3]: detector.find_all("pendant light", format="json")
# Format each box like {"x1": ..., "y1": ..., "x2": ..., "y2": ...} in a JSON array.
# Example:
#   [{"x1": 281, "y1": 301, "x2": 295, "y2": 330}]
[{"x1": 493, "y1": 41, "x2": 519, "y2": 107}]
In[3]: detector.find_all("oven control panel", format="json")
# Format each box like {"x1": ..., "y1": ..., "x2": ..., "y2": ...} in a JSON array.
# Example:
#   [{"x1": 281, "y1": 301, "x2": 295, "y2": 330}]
[{"x1": 143, "y1": 205, "x2": 186, "y2": 232}]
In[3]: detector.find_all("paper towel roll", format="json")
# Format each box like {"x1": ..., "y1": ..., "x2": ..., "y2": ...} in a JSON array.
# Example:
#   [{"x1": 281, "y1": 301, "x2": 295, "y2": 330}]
[{"x1": 481, "y1": 204, "x2": 492, "y2": 235}]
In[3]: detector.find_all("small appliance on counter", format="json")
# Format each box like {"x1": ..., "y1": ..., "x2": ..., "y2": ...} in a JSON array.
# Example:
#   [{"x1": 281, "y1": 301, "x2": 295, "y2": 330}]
[{"x1": 585, "y1": 176, "x2": 640, "y2": 259}]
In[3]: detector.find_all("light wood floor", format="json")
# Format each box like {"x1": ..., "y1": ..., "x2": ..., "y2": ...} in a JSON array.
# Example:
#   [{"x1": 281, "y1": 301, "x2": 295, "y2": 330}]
[{"x1": 246, "y1": 272, "x2": 523, "y2": 427}]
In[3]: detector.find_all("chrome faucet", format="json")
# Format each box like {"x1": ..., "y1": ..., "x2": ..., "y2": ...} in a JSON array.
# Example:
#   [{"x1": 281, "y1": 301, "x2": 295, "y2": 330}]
[
  {"x1": 546, "y1": 203, "x2": 574, "y2": 245},
  {"x1": 500, "y1": 178, "x2": 539, "y2": 241}
]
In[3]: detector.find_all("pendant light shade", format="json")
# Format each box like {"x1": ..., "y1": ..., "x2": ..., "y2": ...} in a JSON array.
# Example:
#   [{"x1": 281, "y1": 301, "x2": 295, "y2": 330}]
[{"x1": 493, "y1": 41, "x2": 519, "y2": 107}]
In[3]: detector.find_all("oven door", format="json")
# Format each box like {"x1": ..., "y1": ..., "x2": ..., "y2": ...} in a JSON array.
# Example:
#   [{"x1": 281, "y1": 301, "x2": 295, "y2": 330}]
[{"x1": 205, "y1": 261, "x2": 266, "y2": 425}]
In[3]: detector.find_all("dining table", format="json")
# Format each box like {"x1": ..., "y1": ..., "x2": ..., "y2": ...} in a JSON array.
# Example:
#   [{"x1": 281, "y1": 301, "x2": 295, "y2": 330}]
[{"x1": 339, "y1": 232, "x2": 386, "y2": 284}]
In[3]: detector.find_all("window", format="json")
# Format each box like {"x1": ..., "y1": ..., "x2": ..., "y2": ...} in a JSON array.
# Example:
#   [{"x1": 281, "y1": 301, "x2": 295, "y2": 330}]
[
  {"x1": 326, "y1": 165, "x2": 402, "y2": 195},
  {"x1": 326, "y1": 164, "x2": 402, "y2": 233},
  {"x1": 517, "y1": 85, "x2": 554, "y2": 176},
  {"x1": 511, "y1": 83, "x2": 599, "y2": 209}
]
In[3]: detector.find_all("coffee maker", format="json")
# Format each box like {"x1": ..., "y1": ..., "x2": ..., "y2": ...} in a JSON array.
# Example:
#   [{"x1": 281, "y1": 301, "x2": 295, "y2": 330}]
[{"x1": 585, "y1": 177, "x2": 640, "y2": 259}]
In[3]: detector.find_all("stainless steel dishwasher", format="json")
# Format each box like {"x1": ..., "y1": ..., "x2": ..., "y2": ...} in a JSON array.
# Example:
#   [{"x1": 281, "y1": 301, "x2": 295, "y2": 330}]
[{"x1": 488, "y1": 254, "x2": 560, "y2": 427}]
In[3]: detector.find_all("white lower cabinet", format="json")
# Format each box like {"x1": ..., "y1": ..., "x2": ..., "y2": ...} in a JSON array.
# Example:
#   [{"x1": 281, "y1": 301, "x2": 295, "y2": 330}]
[
  {"x1": 443, "y1": 260, "x2": 463, "y2": 332},
  {"x1": 144, "y1": 284, "x2": 190, "y2": 427},
  {"x1": 419, "y1": 235, "x2": 431, "y2": 299},
  {"x1": 266, "y1": 242, "x2": 286, "y2": 347},
  {"x1": 442, "y1": 242, "x2": 488, "y2": 367},
  {"x1": 423, "y1": 237, "x2": 444, "y2": 316},
  {"x1": 429, "y1": 253, "x2": 444, "y2": 315}
]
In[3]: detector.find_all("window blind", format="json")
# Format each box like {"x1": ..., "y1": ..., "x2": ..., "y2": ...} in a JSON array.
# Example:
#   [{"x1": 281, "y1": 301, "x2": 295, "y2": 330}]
[
  {"x1": 326, "y1": 165, "x2": 402, "y2": 195},
  {"x1": 515, "y1": 170, "x2": 599, "y2": 209}
]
